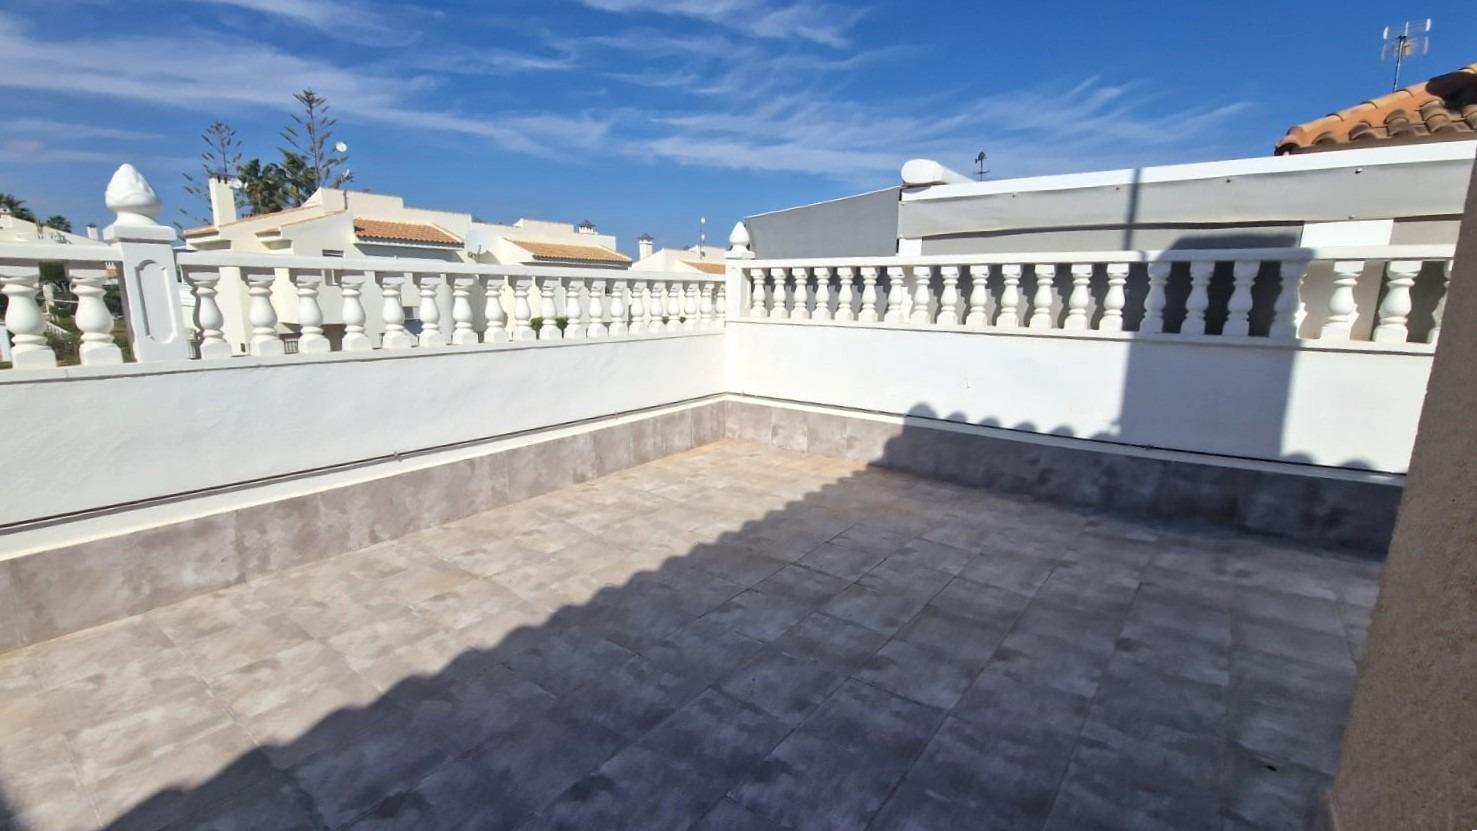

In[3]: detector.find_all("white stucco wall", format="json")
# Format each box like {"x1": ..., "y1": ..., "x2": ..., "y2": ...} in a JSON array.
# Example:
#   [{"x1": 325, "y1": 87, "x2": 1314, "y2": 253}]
[
  {"x1": 0, "y1": 332, "x2": 724, "y2": 526},
  {"x1": 724, "y1": 320, "x2": 1430, "y2": 474}
]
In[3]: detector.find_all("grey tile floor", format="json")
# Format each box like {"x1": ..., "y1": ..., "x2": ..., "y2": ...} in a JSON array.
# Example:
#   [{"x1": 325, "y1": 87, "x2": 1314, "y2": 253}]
[{"x1": 0, "y1": 440, "x2": 1380, "y2": 831}]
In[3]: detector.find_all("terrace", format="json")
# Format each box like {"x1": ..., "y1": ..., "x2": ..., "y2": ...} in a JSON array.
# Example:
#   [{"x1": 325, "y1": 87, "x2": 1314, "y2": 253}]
[{"x1": 0, "y1": 154, "x2": 1466, "y2": 830}]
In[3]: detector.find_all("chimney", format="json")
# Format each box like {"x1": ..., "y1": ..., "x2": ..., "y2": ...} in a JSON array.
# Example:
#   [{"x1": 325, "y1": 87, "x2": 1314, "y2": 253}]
[
  {"x1": 637, "y1": 233, "x2": 654, "y2": 260},
  {"x1": 577, "y1": 219, "x2": 596, "y2": 236},
  {"x1": 85, "y1": 224, "x2": 99, "y2": 240},
  {"x1": 208, "y1": 174, "x2": 238, "y2": 226}
]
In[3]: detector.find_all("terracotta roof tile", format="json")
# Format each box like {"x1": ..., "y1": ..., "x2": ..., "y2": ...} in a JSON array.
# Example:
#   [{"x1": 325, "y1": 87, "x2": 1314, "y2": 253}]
[
  {"x1": 683, "y1": 259, "x2": 726, "y2": 274},
  {"x1": 1275, "y1": 63, "x2": 1477, "y2": 154},
  {"x1": 353, "y1": 218, "x2": 461, "y2": 245},
  {"x1": 508, "y1": 239, "x2": 631, "y2": 263}
]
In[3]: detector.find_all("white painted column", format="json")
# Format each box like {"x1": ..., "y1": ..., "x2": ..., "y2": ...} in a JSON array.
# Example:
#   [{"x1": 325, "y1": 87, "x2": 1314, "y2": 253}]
[
  {"x1": 1320, "y1": 261, "x2": 1363, "y2": 341},
  {"x1": 811, "y1": 267, "x2": 833, "y2": 322},
  {"x1": 699, "y1": 282, "x2": 716, "y2": 328},
  {"x1": 1144, "y1": 263, "x2": 1171, "y2": 333},
  {"x1": 1185, "y1": 261, "x2": 1214, "y2": 336},
  {"x1": 1222, "y1": 261, "x2": 1258, "y2": 337},
  {"x1": 683, "y1": 281, "x2": 700, "y2": 330},
  {"x1": 1028, "y1": 265, "x2": 1056, "y2": 330},
  {"x1": 1063, "y1": 263, "x2": 1092, "y2": 330},
  {"x1": 629, "y1": 280, "x2": 648, "y2": 334},
  {"x1": 665, "y1": 279, "x2": 682, "y2": 331},
  {"x1": 883, "y1": 266, "x2": 907, "y2": 323},
  {"x1": 937, "y1": 266, "x2": 961, "y2": 326},
  {"x1": 415, "y1": 274, "x2": 443, "y2": 347},
  {"x1": 71, "y1": 264, "x2": 125, "y2": 365},
  {"x1": 0, "y1": 268, "x2": 56, "y2": 369},
  {"x1": 965, "y1": 265, "x2": 990, "y2": 329},
  {"x1": 770, "y1": 268, "x2": 791, "y2": 320},
  {"x1": 482, "y1": 276, "x2": 509, "y2": 343},
  {"x1": 181, "y1": 267, "x2": 229, "y2": 361},
  {"x1": 835, "y1": 267, "x2": 856, "y2": 322},
  {"x1": 564, "y1": 277, "x2": 587, "y2": 340},
  {"x1": 244, "y1": 269, "x2": 284, "y2": 356},
  {"x1": 340, "y1": 273, "x2": 372, "y2": 352},
  {"x1": 1270, "y1": 260, "x2": 1308, "y2": 340},
  {"x1": 610, "y1": 282, "x2": 629, "y2": 336},
  {"x1": 511, "y1": 277, "x2": 536, "y2": 341},
  {"x1": 910, "y1": 265, "x2": 934, "y2": 325},
  {"x1": 103, "y1": 164, "x2": 191, "y2": 362},
  {"x1": 996, "y1": 264, "x2": 1022, "y2": 329},
  {"x1": 538, "y1": 278, "x2": 563, "y2": 341},
  {"x1": 588, "y1": 280, "x2": 609, "y2": 337},
  {"x1": 378, "y1": 273, "x2": 415, "y2": 349},
  {"x1": 1097, "y1": 263, "x2": 1129, "y2": 333},
  {"x1": 748, "y1": 269, "x2": 767, "y2": 319},
  {"x1": 290, "y1": 270, "x2": 330, "y2": 354},
  {"x1": 1373, "y1": 260, "x2": 1421, "y2": 344},
  {"x1": 1429, "y1": 261, "x2": 1452, "y2": 345},
  {"x1": 858, "y1": 267, "x2": 880, "y2": 323},
  {"x1": 451, "y1": 276, "x2": 479, "y2": 345}
]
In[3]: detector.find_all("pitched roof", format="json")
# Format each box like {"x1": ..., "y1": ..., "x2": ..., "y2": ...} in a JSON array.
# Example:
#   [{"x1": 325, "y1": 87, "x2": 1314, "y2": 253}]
[
  {"x1": 181, "y1": 203, "x2": 322, "y2": 238},
  {"x1": 683, "y1": 259, "x2": 726, "y2": 274},
  {"x1": 507, "y1": 239, "x2": 631, "y2": 264},
  {"x1": 353, "y1": 218, "x2": 461, "y2": 245},
  {"x1": 1275, "y1": 63, "x2": 1477, "y2": 154}
]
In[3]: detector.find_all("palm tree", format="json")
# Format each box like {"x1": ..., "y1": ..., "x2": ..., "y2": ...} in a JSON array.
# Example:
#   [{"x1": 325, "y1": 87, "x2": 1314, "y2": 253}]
[
  {"x1": 0, "y1": 193, "x2": 36, "y2": 222},
  {"x1": 42, "y1": 215, "x2": 73, "y2": 233}
]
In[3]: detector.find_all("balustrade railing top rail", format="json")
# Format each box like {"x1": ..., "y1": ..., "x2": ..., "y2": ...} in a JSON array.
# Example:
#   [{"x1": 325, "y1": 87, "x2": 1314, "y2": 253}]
[{"x1": 729, "y1": 243, "x2": 1455, "y2": 347}]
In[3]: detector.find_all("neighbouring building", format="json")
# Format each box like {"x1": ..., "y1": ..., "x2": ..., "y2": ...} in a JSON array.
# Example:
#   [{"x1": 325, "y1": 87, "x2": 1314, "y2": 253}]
[
  {"x1": 1275, "y1": 63, "x2": 1477, "y2": 154},
  {"x1": 181, "y1": 179, "x2": 630, "y2": 353},
  {"x1": 630, "y1": 234, "x2": 726, "y2": 276}
]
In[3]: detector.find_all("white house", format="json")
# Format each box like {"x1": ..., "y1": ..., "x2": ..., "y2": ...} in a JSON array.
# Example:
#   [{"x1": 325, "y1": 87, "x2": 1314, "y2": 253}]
[{"x1": 630, "y1": 234, "x2": 726, "y2": 276}]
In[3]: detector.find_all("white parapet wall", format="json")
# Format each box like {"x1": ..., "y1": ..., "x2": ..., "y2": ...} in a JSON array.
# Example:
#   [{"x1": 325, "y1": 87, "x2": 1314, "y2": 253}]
[
  {"x1": 724, "y1": 320, "x2": 1430, "y2": 475},
  {"x1": 0, "y1": 331, "x2": 725, "y2": 529}
]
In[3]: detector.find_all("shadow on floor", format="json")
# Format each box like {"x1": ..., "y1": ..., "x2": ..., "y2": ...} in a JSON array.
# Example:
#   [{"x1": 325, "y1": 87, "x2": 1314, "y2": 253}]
[{"x1": 0, "y1": 431, "x2": 1381, "y2": 831}]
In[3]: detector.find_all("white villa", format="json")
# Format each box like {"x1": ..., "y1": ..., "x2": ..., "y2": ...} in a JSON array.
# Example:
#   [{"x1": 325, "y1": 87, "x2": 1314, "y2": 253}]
[{"x1": 631, "y1": 234, "x2": 727, "y2": 276}]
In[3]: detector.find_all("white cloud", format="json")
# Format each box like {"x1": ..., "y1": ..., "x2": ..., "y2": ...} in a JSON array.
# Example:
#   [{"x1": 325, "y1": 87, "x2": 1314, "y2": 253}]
[
  {"x1": 574, "y1": 0, "x2": 864, "y2": 47},
  {"x1": 185, "y1": 0, "x2": 411, "y2": 44}
]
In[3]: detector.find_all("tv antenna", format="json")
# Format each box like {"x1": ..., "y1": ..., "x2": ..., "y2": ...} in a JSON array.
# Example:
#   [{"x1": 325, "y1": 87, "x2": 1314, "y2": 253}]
[
  {"x1": 698, "y1": 216, "x2": 707, "y2": 258},
  {"x1": 1381, "y1": 19, "x2": 1431, "y2": 90},
  {"x1": 974, "y1": 151, "x2": 989, "y2": 181}
]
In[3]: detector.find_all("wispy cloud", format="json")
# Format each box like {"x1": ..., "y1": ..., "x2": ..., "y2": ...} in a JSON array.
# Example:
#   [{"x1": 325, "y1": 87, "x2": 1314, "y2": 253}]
[
  {"x1": 7, "y1": 118, "x2": 162, "y2": 142},
  {"x1": 185, "y1": 0, "x2": 410, "y2": 44},
  {"x1": 574, "y1": 0, "x2": 865, "y2": 47}
]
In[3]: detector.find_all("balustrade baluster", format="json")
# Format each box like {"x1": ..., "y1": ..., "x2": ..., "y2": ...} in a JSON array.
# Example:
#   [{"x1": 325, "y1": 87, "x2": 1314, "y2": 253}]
[
  {"x1": 1185, "y1": 262, "x2": 1214, "y2": 336},
  {"x1": 565, "y1": 277, "x2": 587, "y2": 339},
  {"x1": 884, "y1": 266, "x2": 907, "y2": 323},
  {"x1": 290, "y1": 270, "x2": 330, "y2": 354},
  {"x1": 1373, "y1": 260, "x2": 1421, "y2": 343},
  {"x1": 62, "y1": 264, "x2": 125, "y2": 365},
  {"x1": 716, "y1": 283, "x2": 727, "y2": 325},
  {"x1": 811, "y1": 267, "x2": 833, "y2": 322},
  {"x1": 628, "y1": 280, "x2": 648, "y2": 334},
  {"x1": 1063, "y1": 264, "x2": 1093, "y2": 330},
  {"x1": 482, "y1": 276, "x2": 509, "y2": 343},
  {"x1": 1429, "y1": 261, "x2": 1452, "y2": 344},
  {"x1": 937, "y1": 266, "x2": 961, "y2": 326},
  {"x1": 511, "y1": 277, "x2": 536, "y2": 341},
  {"x1": 1221, "y1": 261, "x2": 1258, "y2": 337},
  {"x1": 1320, "y1": 261, "x2": 1363, "y2": 340},
  {"x1": 589, "y1": 280, "x2": 609, "y2": 337},
  {"x1": 835, "y1": 267, "x2": 856, "y2": 322},
  {"x1": 1143, "y1": 263, "x2": 1171, "y2": 333},
  {"x1": 340, "y1": 273, "x2": 372, "y2": 352},
  {"x1": 699, "y1": 282, "x2": 716, "y2": 328},
  {"x1": 665, "y1": 280, "x2": 682, "y2": 330},
  {"x1": 859, "y1": 267, "x2": 880, "y2": 323},
  {"x1": 538, "y1": 278, "x2": 563, "y2": 340},
  {"x1": 1028, "y1": 265, "x2": 1056, "y2": 329},
  {"x1": 769, "y1": 269, "x2": 790, "y2": 320},
  {"x1": 1096, "y1": 263, "x2": 1128, "y2": 332},
  {"x1": 180, "y1": 268, "x2": 229, "y2": 360},
  {"x1": 0, "y1": 268, "x2": 54, "y2": 369},
  {"x1": 683, "y1": 281, "x2": 700, "y2": 329},
  {"x1": 378, "y1": 273, "x2": 415, "y2": 349},
  {"x1": 996, "y1": 265, "x2": 1022, "y2": 329},
  {"x1": 789, "y1": 268, "x2": 810, "y2": 321},
  {"x1": 610, "y1": 282, "x2": 629, "y2": 336},
  {"x1": 246, "y1": 269, "x2": 285, "y2": 355},
  {"x1": 1270, "y1": 260, "x2": 1308, "y2": 340},
  {"x1": 450, "y1": 276, "x2": 478, "y2": 345},
  {"x1": 748, "y1": 269, "x2": 767, "y2": 318},
  {"x1": 910, "y1": 266, "x2": 934, "y2": 325},
  {"x1": 965, "y1": 265, "x2": 990, "y2": 328},
  {"x1": 415, "y1": 274, "x2": 443, "y2": 347}
]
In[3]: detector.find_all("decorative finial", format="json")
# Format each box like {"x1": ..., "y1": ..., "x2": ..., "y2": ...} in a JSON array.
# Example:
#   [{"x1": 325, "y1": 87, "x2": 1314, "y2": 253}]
[
  {"x1": 727, "y1": 221, "x2": 753, "y2": 260},
  {"x1": 104, "y1": 164, "x2": 162, "y2": 227}
]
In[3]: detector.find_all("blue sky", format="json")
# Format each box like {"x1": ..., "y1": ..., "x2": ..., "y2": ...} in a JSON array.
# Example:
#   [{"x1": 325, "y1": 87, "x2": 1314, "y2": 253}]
[{"x1": 1, "y1": 0, "x2": 1472, "y2": 253}]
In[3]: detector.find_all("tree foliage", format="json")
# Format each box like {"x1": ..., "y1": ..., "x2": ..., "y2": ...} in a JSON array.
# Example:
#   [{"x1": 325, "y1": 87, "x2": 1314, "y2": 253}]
[
  {"x1": 224, "y1": 89, "x2": 353, "y2": 217},
  {"x1": 42, "y1": 215, "x2": 72, "y2": 233},
  {"x1": 0, "y1": 193, "x2": 36, "y2": 222},
  {"x1": 180, "y1": 121, "x2": 245, "y2": 227}
]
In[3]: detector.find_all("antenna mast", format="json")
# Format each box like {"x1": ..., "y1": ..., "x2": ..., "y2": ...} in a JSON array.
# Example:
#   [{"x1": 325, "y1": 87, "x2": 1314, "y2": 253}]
[
  {"x1": 974, "y1": 151, "x2": 989, "y2": 181},
  {"x1": 1381, "y1": 19, "x2": 1432, "y2": 91}
]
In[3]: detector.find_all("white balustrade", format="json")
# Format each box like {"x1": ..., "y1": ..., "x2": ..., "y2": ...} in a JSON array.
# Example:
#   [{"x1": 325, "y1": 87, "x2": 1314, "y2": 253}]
[
  {"x1": 451, "y1": 276, "x2": 478, "y2": 345},
  {"x1": 378, "y1": 273, "x2": 415, "y2": 349},
  {"x1": 859, "y1": 267, "x2": 880, "y2": 323},
  {"x1": 1144, "y1": 263, "x2": 1171, "y2": 333},
  {"x1": 588, "y1": 280, "x2": 608, "y2": 337},
  {"x1": 910, "y1": 266, "x2": 934, "y2": 325},
  {"x1": 482, "y1": 276, "x2": 509, "y2": 343},
  {"x1": 699, "y1": 283, "x2": 716, "y2": 328},
  {"x1": 1372, "y1": 260, "x2": 1420, "y2": 343},
  {"x1": 937, "y1": 266, "x2": 961, "y2": 327},
  {"x1": 665, "y1": 279, "x2": 682, "y2": 330},
  {"x1": 1028, "y1": 266, "x2": 1056, "y2": 330},
  {"x1": 1, "y1": 268, "x2": 56, "y2": 369},
  {"x1": 770, "y1": 269, "x2": 791, "y2": 320},
  {"x1": 965, "y1": 266, "x2": 990, "y2": 329},
  {"x1": 1185, "y1": 262, "x2": 1214, "y2": 336},
  {"x1": 1064, "y1": 264, "x2": 1092, "y2": 330},
  {"x1": 290, "y1": 270, "x2": 330, "y2": 354},
  {"x1": 716, "y1": 283, "x2": 727, "y2": 324},
  {"x1": 539, "y1": 278, "x2": 563, "y2": 341},
  {"x1": 340, "y1": 273, "x2": 372, "y2": 352},
  {"x1": 791, "y1": 269, "x2": 811, "y2": 321},
  {"x1": 565, "y1": 278, "x2": 587, "y2": 340},
  {"x1": 629, "y1": 281, "x2": 648, "y2": 334},
  {"x1": 683, "y1": 281, "x2": 700, "y2": 330},
  {"x1": 1271, "y1": 260, "x2": 1308, "y2": 340},
  {"x1": 1429, "y1": 261, "x2": 1451, "y2": 344},
  {"x1": 1222, "y1": 261, "x2": 1258, "y2": 337},
  {"x1": 511, "y1": 277, "x2": 536, "y2": 341},
  {"x1": 812, "y1": 267, "x2": 833, "y2": 322},
  {"x1": 748, "y1": 269, "x2": 767, "y2": 319},
  {"x1": 182, "y1": 268, "x2": 229, "y2": 361},
  {"x1": 1321, "y1": 261, "x2": 1363, "y2": 340},
  {"x1": 997, "y1": 265, "x2": 1022, "y2": 329},
  {"x1": 835, "y1": 267, "x2": 856, "y2": 322},
  {"x1": 610, "y1": 282, "x2": 629, "y2": 336},
  {"x1": 415, "y1": 274, "x2": 444, "y2": 347},
  {"x1": 246, "y1": 269, "x2": 285, "y2": 355},
  {"x1": 884, "y1": 266, "x2": 907, "y2": 323},
  {"x1": 1099, "y1": 263, "x2": 1128, "y2": 332}
]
